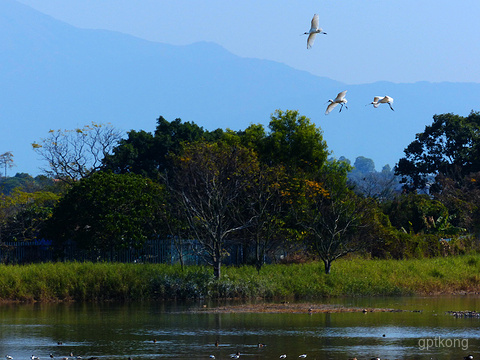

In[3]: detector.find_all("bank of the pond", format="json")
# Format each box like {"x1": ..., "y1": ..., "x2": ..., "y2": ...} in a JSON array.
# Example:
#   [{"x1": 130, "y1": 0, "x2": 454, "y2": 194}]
[{"x1": 0, "y1": 255, "x2": 479, "y2": 302}]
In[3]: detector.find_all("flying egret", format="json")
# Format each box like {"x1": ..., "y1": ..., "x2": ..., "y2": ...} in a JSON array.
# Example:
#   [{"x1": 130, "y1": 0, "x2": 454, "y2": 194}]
[
  {"x1": 366, "y1": 96, "x2": 382, "y2": 108},
  {"x1": 303, "y1": 14, "x2": 326, "y2": 49},
  {"x1": 377, "y1": 96, "x2": 394, "y2": 111},
  {"x1": 280, "y1": 355, "x2": 287, "y2": 359},
  {"x1": 299, "y1": 355, "x2": 307, "y2": 358},
  {"x1": 6, "y1": 356, "x2": 13, "y2": 360},
  {"x1": 325, "y1": 90, "x2": 348, "y2": 115}
]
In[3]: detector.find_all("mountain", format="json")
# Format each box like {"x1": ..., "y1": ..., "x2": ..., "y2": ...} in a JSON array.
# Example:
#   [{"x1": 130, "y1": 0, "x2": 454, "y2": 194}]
[{"x1": 1, "y1": 0, "x2": 479, "y2": 175}]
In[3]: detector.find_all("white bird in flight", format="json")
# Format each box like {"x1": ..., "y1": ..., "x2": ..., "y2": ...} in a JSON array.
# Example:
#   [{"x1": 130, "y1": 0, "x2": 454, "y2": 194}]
[
  {"x1": 367, "y1": 95, "x2": 394, "y2": 111},
  {"x1": 367, "y1": 96, "x2": 382, "y2": 108},
  {"x1": 325, "y1": 90, "x2": 348, "y2": 115},
  {"x1": 304, "y1": 14, "x2": 326, "y2": 49},
  {"x1": 378, "y1": 95, "x2": 394, "y2": 111}
]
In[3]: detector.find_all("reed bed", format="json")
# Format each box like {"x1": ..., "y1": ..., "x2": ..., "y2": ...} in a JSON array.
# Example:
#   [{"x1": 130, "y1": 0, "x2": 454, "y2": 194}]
[{"x1": 0, "y1": 255, "x2": 479, "y2": 302}]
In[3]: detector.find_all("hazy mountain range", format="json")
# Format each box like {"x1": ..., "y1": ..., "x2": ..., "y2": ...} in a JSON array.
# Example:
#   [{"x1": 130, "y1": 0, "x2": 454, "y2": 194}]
[{"x1": 2, "y1": 0, "x2": 479, "y2": 176}]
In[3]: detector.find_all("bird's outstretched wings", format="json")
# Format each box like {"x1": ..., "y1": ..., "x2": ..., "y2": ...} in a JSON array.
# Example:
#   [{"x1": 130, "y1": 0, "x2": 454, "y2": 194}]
[
  {"x1": 307, "y1": 33, "x2": 317, "y2": 49},
  {"x1": 310, "y1": 14, "x2": 319, "y2": 31},
  {"x1": 334, "y1": 90, "x2": 347, "y2": 102},
  {"x1": 325, "y1": 102, "x2": 338, "y2": 115}
]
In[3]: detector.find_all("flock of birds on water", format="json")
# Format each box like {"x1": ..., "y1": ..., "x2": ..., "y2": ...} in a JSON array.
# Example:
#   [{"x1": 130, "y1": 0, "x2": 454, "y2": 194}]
[
  {"x1": 302, "y1": 14, "x2": 395, "y2": 115},
  {"x1": 5, "y1": 354, "x2": 98, "y2": 360},
  {"x1": 3, "y1": 341, "x2": 475, "y2": 360},
  {"x1": 206, "y1": 341, "x2": 474, "y2": 360}
]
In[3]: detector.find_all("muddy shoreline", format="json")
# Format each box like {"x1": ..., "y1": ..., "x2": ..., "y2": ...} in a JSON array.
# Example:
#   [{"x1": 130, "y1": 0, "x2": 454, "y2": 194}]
[{"x1": 193, "y1": 302, "x2": 414, "y2": 314}]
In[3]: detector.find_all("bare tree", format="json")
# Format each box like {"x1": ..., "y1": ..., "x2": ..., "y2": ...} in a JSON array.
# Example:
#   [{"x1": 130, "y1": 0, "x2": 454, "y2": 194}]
[
  {"x1": 236, "y1": 164, "x2": 287, "y2": 272},
  {"x1": 296, "y1": 161, "x2": 373, "y2": 274},
  {"x1": 300, "y1": 190, "x2": 370, "y2": 274},
  {"x1": 169, "y1": 142, "x2": 257, "y2": 278},
  {"x1": 32, "y1": 123, "x2": 122, "y2": 183},
  {"x1": 0, "y1": 152, "x2": 15, "y2": 177}
]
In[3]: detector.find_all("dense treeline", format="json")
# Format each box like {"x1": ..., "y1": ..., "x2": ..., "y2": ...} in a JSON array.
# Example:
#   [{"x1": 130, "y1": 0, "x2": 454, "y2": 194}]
[{"x1": 1, "y1": 110, "x2": 480, "y2": 277}]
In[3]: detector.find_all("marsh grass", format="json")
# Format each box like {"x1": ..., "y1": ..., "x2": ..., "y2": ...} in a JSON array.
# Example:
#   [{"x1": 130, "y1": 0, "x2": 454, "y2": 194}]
[{"x1": 0, "y1": 255, "x2": 479, "y2": 302}]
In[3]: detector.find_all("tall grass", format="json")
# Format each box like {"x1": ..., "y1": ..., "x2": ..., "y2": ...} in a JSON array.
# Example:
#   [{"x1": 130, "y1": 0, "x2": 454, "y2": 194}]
[{"x1": 0, "y1": 256, "x2": 479, "y2": 302}]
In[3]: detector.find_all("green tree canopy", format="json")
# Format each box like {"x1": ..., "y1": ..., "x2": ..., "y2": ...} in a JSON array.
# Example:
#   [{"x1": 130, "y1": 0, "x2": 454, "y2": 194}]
[
  {"x1": 382, "y1": 193, "x2": 455, "y2": 234},
  {"x1": 43, "y1": 172, "x2": 166, "y2": 253},
  {"x1": 353, "y1": 156, "x2": 375, "y2": 173},
  {"x1": 103, "y1": 116, "x2": 224, "y2": 178},
  {"x1": 262, "y1": 110, "x2": 329, "y2": 173},
  {"x1": 1, "y1": 188, "x2": 59, "y2": 242},
  {"x1": 395, "y1": 111, "x2": 480, "y2": 192}
]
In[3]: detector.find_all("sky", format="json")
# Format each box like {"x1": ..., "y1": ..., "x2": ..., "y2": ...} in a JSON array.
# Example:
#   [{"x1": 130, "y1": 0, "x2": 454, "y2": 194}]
[{"x1": 14, "y1": 0, "x2": 480, "y2": 85}]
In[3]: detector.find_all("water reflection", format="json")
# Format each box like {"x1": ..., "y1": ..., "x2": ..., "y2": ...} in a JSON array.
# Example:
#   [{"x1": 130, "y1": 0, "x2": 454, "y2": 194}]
[{"x1": 0, "y1": 297, "x2": 479, "y2": 360}]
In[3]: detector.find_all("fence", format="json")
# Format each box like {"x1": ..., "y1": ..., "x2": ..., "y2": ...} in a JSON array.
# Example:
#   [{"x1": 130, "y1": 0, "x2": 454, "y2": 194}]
[
  {"x1": 0, "y1": 238, "x2": 205, "y2": 265},
  {"x1": 0, "y1": 238, "x2": 262, "y2": 265}
]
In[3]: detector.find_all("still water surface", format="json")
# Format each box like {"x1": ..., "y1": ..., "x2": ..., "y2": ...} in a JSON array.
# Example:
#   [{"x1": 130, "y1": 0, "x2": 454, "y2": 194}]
[{"x1": 1, "y1": 296, "x2": 479, "y2": 360}]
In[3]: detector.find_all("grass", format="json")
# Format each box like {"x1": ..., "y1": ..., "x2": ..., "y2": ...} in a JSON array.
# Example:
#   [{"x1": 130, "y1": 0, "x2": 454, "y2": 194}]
[{"x1": 0, "y1": 255, "x2": 479, "y2": 302}]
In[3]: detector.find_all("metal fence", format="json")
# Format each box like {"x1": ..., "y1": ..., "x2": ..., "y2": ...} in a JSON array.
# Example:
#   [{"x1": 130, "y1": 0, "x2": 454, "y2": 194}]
[
  {"x1": 0, "y1": 238, "x2": 206, "y2": 265},
  {"x1": 0, "y1": 238, "x2": 256, "y2": 265}
]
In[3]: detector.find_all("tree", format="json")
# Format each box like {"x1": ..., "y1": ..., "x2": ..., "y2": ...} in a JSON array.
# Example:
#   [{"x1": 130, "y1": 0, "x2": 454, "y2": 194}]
[
  {"x1": 433, "y1": 172, "x2": 480, "y2": 234},
  {"x1": 353, "y1": 156, "x2": 375, "y2": 173},
  {"x1": 395, "y1": 111, "x2": 480, "y2": 192},
  {"x1": 32, "y1": 123, "x2": 122, "y2": 184},
  {"x1": 0, "y1": 189, "x2": 59, "y2": 243},
  {"x1": 0, "y1": 189, "x2": 59, "y2": 242},
  {"x1": 43, "y1": 172, "x2": 166, "y2": 254},
  {"x1": 103, "y1": 116, "x2": 224, "y2": 178},
  {"x1": 382, "y1": 193, "x2": 453, "y2": 234},
  {"x1": 168, "y1": 142, "x2": 258, "y2": 278},
  {"x1": 0, "y1": 152, "x2": 15, "y2": 177},
  {"x1": 262, "y1": 110, "x2": 329, "y2": 173},
  {"x1": 236, "y1": 163, "x2": 288, "y2": 272},
  {"x1": 0, "y1": 173, "x2": 62, "y2": 196},
  {"x1": 296, "y1": 160, "x2": 371, "y2": 274},
  {"x1": 349, "y1": 157, "x2": 399, "y2": 201}
]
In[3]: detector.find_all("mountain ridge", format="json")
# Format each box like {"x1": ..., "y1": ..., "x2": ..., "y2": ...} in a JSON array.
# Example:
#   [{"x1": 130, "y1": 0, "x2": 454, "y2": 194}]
[{"x1": 1, "y1": 0, "x2": 479, "y2": 175}]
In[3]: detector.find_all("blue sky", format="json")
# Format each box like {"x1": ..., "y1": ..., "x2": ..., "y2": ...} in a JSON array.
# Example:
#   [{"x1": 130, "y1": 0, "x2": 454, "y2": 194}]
[{"x1": 15, "y1": 0, "x2": 480, "y2": 84}]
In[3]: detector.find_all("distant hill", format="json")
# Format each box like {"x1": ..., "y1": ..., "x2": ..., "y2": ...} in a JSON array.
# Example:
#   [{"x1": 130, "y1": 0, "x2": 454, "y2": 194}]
[{"x1": 2, "y1": 0, "x2": 479, "y2": 175}]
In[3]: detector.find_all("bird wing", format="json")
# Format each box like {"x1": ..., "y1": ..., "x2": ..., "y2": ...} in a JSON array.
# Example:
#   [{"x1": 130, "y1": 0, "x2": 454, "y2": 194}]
[
  {"x1": 379, "y1": 95, "x2": 393, "y2": 103},
  {"x1": 307, "y1": 33, "x2": 317, "y2": 48},
  {"x1": 325, "y1": 102, "x2": 338, "y2": 115},
  {"x1": 335, "y1": 90, "x2": 347, "y2": 101},
  {"x1": 373, "y1": 96, "x2": 381, "y2": 103},
  {"x1": 310, "y1": 14, "x2": 319, "y2": 30}
]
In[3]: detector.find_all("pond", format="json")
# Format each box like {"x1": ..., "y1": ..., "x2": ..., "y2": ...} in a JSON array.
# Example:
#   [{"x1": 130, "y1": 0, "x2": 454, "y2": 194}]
[{"x1": 0, "y1": 296, "x2": 479, "y2": 360}]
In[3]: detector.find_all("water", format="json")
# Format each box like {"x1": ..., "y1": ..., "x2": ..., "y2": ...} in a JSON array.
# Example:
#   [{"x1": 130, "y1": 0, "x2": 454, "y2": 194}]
[{"x1": 0, "y1": 296, "x2": 479, "y2": 360}]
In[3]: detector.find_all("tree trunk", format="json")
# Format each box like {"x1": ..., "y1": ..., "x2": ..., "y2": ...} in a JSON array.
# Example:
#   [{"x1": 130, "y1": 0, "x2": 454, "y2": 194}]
[
  {"x1": 213, "y1": 247, "x2": 222, "y2": 279},
  {"x1": 255, "y1": 236, "x2": 262, "y2": 273},
  {"x1": 214, "y1": 259, "x2": 221, "y2": 278},
  {"x1": 323, "y1": 259, "x2": 331, "y2": 274}
]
